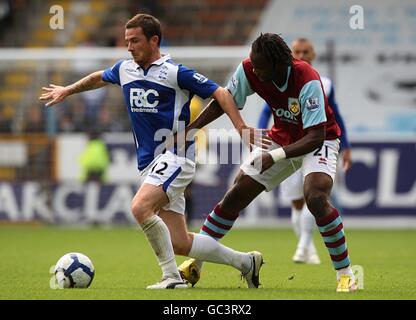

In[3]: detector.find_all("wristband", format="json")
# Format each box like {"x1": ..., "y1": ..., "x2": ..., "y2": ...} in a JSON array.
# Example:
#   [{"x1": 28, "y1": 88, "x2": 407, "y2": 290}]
[{"x1": 268, "y1": 148, "x2": 286, "y2": 163}]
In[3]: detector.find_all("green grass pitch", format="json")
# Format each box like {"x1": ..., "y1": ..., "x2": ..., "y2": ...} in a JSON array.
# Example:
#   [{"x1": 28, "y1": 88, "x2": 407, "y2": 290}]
[{"x1": 1, "y1": 225, "x2": 415, "y2": 300}]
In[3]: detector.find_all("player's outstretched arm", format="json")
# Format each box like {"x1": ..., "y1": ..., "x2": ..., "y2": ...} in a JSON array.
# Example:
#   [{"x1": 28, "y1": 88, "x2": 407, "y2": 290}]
[
  {"x1": 185, "y1": 88, "x2": 271, "y2": 148},
  {"x1": 185, "y1": 88, "x2": 270, "y2": 149},
  {"x1": 187, "y1": 98, "x2": 224, "y2": 132},
  {"x1": 211, "y1": 87, "x2": 271, "y2": 148},
  {"x1": 211, "y1": 87, "x2": 246, "y2": 131},
  {"x1": 39, "y1": 70, "x2": 108, "y2": 107}
]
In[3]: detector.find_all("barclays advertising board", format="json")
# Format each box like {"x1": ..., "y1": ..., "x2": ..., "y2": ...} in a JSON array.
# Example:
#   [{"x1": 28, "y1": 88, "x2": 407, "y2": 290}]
[{"x1": 0, "y1": 141, "x2": 414, "y2": 224}]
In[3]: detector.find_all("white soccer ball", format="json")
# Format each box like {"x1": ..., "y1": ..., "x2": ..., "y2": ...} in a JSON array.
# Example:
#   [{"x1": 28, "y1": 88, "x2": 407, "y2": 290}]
[{"x1": 53, "y1": 252, "x2": 95, "y2": 288}]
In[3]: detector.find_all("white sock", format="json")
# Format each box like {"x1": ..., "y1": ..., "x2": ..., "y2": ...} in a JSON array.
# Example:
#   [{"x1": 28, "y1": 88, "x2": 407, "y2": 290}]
[
  {"x1": 291, "y1": 206, "x2": 302, "y2": 238},
  {"x1": 140, "y1": 215, "x2": 181, "y2": 280},
  {"x1": 336, "y1": 266, "x2": 355, "y2": 281},
  {"x1": 308, "y1": 241, "x2": 318, "y2": 255},
  {"x1": 189, "y1": 233, "x2": 252, "y2": 274},
  {"x1": 297, "y1": 205, "x2": 315, "y2": 251}
]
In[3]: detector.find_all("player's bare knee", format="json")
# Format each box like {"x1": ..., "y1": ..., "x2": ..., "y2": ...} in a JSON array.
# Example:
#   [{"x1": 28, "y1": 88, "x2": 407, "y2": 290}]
[
  {"x1": 131, "y1": 199, "x2": 154, "y2": 223},
  {"x1": 305, "y1": 192, "x2": 328, "y2": 216}
]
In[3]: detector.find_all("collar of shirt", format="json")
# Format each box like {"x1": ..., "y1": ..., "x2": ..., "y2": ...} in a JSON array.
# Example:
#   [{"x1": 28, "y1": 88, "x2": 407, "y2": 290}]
[
  {"x1": 272, "y1": 66, "x2": 291, "y2": 92},
  {"x1": 134, "y1": 54, "x2": 171, "y2": 70}
]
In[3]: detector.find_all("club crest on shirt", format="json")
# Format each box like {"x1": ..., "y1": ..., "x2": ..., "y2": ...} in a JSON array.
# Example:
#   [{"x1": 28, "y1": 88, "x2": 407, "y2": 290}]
[
  {"x1": 305, "y1": 97, "x2": 320, "y2": 111},
  {"x1": 288, "y1": 98, "x2": 300, "y2": 116},
  {"x1": 158, "y1": 66, "x2": 168, "y2": 80}
]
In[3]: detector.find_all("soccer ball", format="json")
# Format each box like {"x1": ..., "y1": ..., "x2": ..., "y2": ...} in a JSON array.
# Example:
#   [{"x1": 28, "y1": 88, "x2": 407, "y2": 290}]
[{"x1": 53, "y1": 252, "x2": 95, "y2": 288}]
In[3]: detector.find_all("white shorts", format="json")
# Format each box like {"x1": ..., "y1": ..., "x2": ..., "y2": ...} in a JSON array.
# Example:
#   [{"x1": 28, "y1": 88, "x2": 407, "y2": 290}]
[
  {"x1": 280, "y1": 169, "x2": 304, "y2": 201},
  {"x1": 241, "y1": 139, "x2": 339, "y2": 192},
  {"x1": 139, "y1": 151, "x2": 196, "y2": 214}
]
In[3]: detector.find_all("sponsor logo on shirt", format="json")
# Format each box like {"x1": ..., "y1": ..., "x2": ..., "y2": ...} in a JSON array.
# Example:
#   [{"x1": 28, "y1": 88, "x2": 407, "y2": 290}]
[
  {"x1": 192, "y1": 73, "x2": 208, "y2": 84},
  {"x1": 305, "y1": 97, "x2": 320, "y2": 111},
  {"x1": 130, "y1": 88, "x2": 159, "y2": 113},
  {"x1": 274, "y1": 108, "x2": 298, "y2": 124}
]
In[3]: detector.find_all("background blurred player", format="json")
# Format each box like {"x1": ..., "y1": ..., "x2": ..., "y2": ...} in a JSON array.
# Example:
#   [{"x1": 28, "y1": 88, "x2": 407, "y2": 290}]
[
  {"x1": 180, "y1": 33, "x2": 357, "y2": 292},
  {"x1": 257, "y1": 38, "x2": 352, "y2": 265},
  {"x1": 40, "y1": 13, "x2": 266, "y2": 289},
  {"x1": 184, "y1": 97, "x2": 207, "y2": 224},
  {"x1": 79, "y1": 128, "x2": 110, "y2": 183}
]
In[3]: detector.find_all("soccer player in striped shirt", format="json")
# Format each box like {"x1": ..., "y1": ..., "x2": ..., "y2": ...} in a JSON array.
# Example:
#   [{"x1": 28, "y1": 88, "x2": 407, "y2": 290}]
[
  {"x1": 180, "y1": 33, "x2": 358, "y2": 292},
  {"x1": 257, "y1": 38, "x2": 352, "y2": 266}
]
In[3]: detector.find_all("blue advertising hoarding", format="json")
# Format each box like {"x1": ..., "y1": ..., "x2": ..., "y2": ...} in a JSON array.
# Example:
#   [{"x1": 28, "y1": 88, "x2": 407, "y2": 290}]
[{"x1": 0, "y1": 141, "x2": 414, "y2": 223}]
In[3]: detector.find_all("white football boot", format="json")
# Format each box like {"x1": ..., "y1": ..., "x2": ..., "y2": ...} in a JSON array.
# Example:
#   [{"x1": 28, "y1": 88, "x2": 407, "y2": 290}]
[
  {"x1": 292, "y1": 247, "x2": 308, "y2": 263},
  {"x1": 146, "y1": 277, "x2": 188, "y2": 289},
  {"x1": 241, "y1": 251, "x2": 264, "y2": 288},
  {"x1": 306, "y1": 252, "x2": 321, "y2": 265}
]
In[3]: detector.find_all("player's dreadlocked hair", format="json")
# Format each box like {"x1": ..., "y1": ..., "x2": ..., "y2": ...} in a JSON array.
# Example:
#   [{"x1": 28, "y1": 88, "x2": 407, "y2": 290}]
[{"x1": 252, "y1": 33, "x2": 293, "y2": 67}]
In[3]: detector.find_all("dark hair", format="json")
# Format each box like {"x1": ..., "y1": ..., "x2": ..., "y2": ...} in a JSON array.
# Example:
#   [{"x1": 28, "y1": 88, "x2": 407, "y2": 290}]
[
  {"x1": 252, "y1": 33, "x2": 293, "y2": 66},
  {"x1": 125, "y1": 14, "x2": 162, "y2": 46}
]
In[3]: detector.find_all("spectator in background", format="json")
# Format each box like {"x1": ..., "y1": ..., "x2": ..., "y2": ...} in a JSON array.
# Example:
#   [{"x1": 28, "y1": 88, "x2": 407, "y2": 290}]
[
  {"x1": 0, "y1": 1, "x2": 11, "y2": 31},
  {"x1": 58, "y1": 112, "x2": 76, "y2": 132},
  {"x1": 0, "y1": 0, "x2": 29, "y2": 47},
  {"x1": 0, "y1": 104, "x2": 14, "y2": 132},
  {"x1": 25, "y1": 105, "x2": 46, "y2": 133},
  {"x1": 57, "y1": 100, "x2": 90, "y2": 132},
  {"x1": 97, "y1": 105, "x2": 127, "y2": 132},
  {"x1": 128, "y1": 0, "x2": 163, "y2": 18},
  {"x1": 72, "y1": 37, "x2": 108, "y2": 126},
  {"x1": 70, "y1": 99, "x2": 88, "y2": 131},
  {"x1": 79, "y1": 128, "x2": 110, "y2": 183}
]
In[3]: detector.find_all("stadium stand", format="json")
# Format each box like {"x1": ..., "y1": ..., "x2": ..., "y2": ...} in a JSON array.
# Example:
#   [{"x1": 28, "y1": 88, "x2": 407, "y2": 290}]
[
  {"x1": 0, "y1": 0, "x2": 269, "y2": 135},
  {"x1": 160, "y1": 0, "x2": 268, "y2": 45}
]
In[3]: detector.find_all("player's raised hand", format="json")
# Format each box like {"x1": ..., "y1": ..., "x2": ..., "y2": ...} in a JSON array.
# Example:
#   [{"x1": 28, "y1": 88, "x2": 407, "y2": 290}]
[
  {"x1": 39, "y1": 84, "x2": 69, "y2": 107},
  {"x1": 240, "y1": 126, "x2": 272, "y2": 150}
]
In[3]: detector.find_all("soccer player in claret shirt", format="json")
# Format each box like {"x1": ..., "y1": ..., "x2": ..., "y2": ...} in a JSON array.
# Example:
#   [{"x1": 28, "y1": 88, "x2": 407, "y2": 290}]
[
  {"x1": 180, "y1": 33, "x2": 358, "y2": 292},
  {"x1": 257, "y1": 38, "x2": 353, "y2": 266},
  {"x1": 40, "y1": 13, "x2": 268, "y2": 289}
]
